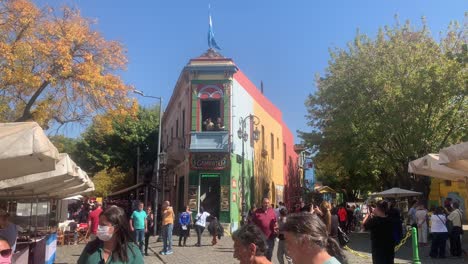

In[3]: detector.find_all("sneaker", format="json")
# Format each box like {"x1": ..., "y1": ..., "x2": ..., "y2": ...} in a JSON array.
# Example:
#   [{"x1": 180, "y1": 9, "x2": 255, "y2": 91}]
[
  {"x1": 165, "y1": 250, "x2": 173, "y2": 255},
  {"x1": 144, "y1": 253, "x2": 149, "y2": 256},
  {"x1": 159, "y1": 251, "x2": 166, "y2": 255}
]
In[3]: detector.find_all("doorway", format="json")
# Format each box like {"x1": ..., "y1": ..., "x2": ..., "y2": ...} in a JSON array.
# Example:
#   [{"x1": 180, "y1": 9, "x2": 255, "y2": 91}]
[
  {"x1": 178, "y1": 176, "x2": 185, "y2": 212},
  {"x1": 200, "y1": 174, "x2": 220, "y2": 218}
]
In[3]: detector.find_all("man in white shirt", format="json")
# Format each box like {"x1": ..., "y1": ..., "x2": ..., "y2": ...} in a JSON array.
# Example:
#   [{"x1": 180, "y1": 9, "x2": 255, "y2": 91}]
[
  {"x1": 447, "y1": 202, "x2": 463, "y2": 257},
  {"x1": 194, "y1": 208, "x2": 210, "y2": 247}
]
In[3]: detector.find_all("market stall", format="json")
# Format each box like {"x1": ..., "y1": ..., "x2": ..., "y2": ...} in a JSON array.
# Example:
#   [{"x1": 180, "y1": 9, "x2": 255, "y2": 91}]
[
  {"x1": 0, "y1": 122, "x2": 59, "y2": 181},
  {"x1": 0, "y1": 122, "x2": 94, "y2": 264}
]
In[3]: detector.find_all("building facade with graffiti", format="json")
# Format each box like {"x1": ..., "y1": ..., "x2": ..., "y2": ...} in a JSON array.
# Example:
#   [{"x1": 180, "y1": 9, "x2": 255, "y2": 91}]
[{"x1": 161, "y1": 49, "x2": 298, "y2": 231}]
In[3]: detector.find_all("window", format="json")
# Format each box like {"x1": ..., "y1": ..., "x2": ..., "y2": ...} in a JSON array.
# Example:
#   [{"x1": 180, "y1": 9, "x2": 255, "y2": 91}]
[
  {"x1": 445, "y1": 180, "x2": 452, "y2": 187},
  {"x1": 261, "y1": 126, "x2": 265, "y2": 150},
  {"x1": 176, "y1": 119, "x2": 179, "y2": 138},
  {"x1": 271, "y1": 133, "x2": 274, "y2": 159},
  {"x1": 171, "y1": 126, "x2": 174, "y2": 139},
  {"x1": 201, "y1": 100, "x2": 221, "y2": 131},
  {"x1": 283, "y1": 143, "x2": 286, "y2": 165}
]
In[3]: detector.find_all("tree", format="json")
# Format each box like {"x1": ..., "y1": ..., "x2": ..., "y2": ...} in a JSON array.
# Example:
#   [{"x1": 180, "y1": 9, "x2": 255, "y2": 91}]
[
  {"x1": 0, "y1": 0, "x2": 133, "y2": 128},
  {"x1": 301, "y1": 17, "x2": 467, "y2": 195},
  {"x1": 92, "y1": 168, "x2": 132, "y2": 197},
  {"x1": 76, "y1": 106, "x2": 160, "y2": 183},
  {"x1": 49, "y1": 135, "x2": 78, "y2": 158}
]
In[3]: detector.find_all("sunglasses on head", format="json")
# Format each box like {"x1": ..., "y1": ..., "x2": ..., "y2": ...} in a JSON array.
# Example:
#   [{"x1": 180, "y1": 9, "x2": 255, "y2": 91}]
[{"x1": 0, "y1": 249, "x2": 12, "y2": 258}]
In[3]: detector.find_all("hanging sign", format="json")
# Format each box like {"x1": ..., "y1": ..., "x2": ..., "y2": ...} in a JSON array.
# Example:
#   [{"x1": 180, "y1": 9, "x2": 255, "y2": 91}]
[{"x1": 190, "y1": 153, "x2": 228, "y2": 170}]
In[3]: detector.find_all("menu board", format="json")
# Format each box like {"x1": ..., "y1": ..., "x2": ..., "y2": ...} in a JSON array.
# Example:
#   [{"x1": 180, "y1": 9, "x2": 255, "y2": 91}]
[
  {"x1": 188, "y1": 186, "x2": 198, "y2": 211},
  {"x1": 220, "y1": 186, "x2": 230, "y2": 211}
]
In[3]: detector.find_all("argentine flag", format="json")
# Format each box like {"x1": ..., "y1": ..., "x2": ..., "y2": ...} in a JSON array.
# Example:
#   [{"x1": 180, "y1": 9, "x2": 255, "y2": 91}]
[{"x1": 208, "y1": 14, "x2": 221, "y2": 50}]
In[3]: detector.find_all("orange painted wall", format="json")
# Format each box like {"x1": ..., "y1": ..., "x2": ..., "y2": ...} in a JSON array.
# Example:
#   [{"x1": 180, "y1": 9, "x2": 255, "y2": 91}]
[{"x1": 253, "y1": 101, "x2": 284, "y2": 205}]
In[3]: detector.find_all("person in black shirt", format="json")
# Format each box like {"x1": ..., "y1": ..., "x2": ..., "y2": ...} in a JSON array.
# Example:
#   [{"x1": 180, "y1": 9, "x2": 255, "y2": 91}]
[
  {"x1": 387, "y1": 200, "x2": 403, "y2": 244},
  {"x1": 363, "y1": 200, "x2": 395, "y2": 264}
]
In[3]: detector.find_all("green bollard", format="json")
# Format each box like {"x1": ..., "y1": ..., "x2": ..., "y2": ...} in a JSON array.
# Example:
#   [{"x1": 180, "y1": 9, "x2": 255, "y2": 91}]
[{"x1": 412, "y1": 227, "x2": 421, "y2": 264}]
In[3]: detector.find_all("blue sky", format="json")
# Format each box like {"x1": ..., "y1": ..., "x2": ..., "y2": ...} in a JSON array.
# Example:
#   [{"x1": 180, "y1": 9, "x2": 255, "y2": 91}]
[{"x1": 34, "y1": 0, "x2": 466, "y2": 141}]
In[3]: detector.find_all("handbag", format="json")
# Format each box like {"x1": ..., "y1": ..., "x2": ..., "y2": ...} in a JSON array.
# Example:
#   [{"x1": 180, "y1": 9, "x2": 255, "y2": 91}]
[{"x1": 337, "y1": 226, "x2": 349, "y2": 247}]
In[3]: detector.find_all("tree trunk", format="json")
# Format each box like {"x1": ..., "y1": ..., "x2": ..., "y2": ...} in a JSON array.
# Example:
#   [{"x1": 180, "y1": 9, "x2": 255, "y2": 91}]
[{"x1": 15, "y1": 80, "x2": 50, "y2": 122}]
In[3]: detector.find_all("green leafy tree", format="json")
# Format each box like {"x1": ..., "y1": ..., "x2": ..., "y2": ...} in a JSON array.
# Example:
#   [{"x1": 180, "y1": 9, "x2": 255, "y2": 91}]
[
  {"x1": 301, "y1": 17, "x2": 467, "y2": 196},
  {"x1": 76, "y1": 106, "x2": 160, "y2": 184},
  {"x1": 49, "y1": 135, "x2": 78, "y2": 158},
  {"x1": 92, "y1": 168, "x2": 132, "y2": 197}
]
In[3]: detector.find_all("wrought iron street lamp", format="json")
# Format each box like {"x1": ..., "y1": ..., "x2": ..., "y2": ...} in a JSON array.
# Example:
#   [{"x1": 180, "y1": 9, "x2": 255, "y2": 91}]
[
  {"x1": 133, "y1": 89, "x2": 163, "y2": 236},
  {"x1": 237, "y1": 114, "x2": 260, "y2": 225}
]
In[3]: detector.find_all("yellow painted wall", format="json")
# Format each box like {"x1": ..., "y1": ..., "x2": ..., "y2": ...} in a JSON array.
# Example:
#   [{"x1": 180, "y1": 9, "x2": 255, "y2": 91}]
[
  {"x1": 429, "y1": 178, "x2": 468, "y2": 220},
  {"x1": 253, "y1": 101, "x2": 284, "y2": 206}
]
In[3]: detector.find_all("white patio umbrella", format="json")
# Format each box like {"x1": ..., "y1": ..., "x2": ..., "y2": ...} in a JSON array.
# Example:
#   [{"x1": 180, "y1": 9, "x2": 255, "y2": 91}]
[
  {"x1": 372, "y1": 187, "x2": 422, "y2": 198},
  {"x1": 439, "y1": 142, "x2": 468, "y2": 173},
  {"x1": 408, "y1": 154, "x2": 468, "y2": 181},
  {"x1": 0, "y1": 153, "x2": 79, "y2": 191},
  {"x1": 0, "y1": 122, "x2": 59, "y2": 180}
]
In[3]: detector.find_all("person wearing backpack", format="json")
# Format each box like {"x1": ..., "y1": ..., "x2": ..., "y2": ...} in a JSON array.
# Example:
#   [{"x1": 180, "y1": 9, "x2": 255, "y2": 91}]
[
  {"x1": 194, "y1": 207, "x2": 210, "y2": 247},
  {"x1": 447, "y1": 202, "x2": 463, "y2": 258},
  {"x1": 429, "y1": 206, "x2": 448, "y2": 259}
]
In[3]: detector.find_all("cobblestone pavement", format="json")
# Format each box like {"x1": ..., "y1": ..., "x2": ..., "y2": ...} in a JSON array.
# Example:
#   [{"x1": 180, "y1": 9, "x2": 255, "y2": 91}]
[{"x1": 55, "y1": 232, "x2": 467, "y2": 263}]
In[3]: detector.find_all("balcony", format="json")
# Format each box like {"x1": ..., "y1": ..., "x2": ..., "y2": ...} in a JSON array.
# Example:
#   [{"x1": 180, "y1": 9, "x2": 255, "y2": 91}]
[
  {"x1": 166, "y1": 138, "x2": 185, "y2": 167},
  {"x1": 189, "y1": 131, "x2": 229, "y2": 153}
]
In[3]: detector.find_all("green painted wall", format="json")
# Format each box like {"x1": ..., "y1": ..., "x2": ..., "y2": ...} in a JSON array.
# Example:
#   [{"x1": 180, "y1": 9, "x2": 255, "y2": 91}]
[{"x1": 230, "y1": 153, "x2": 253, "y2": 231}]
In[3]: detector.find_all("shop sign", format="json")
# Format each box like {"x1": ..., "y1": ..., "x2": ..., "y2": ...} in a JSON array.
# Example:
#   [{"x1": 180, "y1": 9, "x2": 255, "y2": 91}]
[{"x1": 191, "y1": 153, "x2": 228, "y2": 170}]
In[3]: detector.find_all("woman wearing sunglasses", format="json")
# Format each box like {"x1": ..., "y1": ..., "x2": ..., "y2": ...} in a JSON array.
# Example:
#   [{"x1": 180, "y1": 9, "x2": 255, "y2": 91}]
[
  {"x1": 78, "y1": 206, "x2": 143, "y2": 263},
  {"x1": 0, "y1": 236, "x2": 12, "y2": 264}
]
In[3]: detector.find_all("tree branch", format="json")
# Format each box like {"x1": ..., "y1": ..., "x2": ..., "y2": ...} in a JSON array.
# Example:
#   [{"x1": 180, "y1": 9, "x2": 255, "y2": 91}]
[{"x1": 15, "y1": 80, "x2": 50, "y2": 122}]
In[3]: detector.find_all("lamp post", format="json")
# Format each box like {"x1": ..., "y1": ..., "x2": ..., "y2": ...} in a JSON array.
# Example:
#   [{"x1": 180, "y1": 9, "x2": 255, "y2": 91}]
[
  {"x1": 133, "y1": 89, "x2": 163, "y2": 236},
  {"x1": 237, "y1": 114, "x2": 260, "y2": 225}
]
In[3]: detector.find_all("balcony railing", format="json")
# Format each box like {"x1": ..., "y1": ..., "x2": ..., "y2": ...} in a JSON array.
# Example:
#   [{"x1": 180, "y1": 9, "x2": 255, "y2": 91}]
[{"x1": 189, "y1": 131, "x2": 229, "y2": 153}]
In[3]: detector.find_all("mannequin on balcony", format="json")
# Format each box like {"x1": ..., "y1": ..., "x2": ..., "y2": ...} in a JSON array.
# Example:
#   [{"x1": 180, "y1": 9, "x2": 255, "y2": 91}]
[
  {"x1": 215, "y1": 117, "x2": 225, "y2": 131},
  {"x1": 203, "y1": 118, "x2": 215, "y2": 131}
]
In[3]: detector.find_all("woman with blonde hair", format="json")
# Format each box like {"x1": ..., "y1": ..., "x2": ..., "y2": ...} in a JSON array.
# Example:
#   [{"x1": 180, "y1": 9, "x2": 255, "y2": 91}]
[{"x1": 284, "y1": 213, "x2": 347, "y2": 264}]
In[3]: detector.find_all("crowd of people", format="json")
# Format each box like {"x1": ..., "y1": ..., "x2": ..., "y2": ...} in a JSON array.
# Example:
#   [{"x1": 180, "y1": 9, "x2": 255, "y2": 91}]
[
  {"x1": 0, "y1": 195, "x2": 463, "y2": 264},
  {"x1": 408, "y1": 198, "x2": 464, "y2": 259}
]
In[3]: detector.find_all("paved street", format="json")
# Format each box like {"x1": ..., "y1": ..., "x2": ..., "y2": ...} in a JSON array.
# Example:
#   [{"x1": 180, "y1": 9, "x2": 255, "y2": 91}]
[{"x1": 55, "y1": 231, "x2": 467, "y2": 263}]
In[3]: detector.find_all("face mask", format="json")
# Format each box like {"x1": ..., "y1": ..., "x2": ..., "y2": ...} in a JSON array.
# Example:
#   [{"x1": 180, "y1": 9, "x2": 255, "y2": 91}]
[{"x1": 96, "y1": 225, "x2": 113, "y2": 241}]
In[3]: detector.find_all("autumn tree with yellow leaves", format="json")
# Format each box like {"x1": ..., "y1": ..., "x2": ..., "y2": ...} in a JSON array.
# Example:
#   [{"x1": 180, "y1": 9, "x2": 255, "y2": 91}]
[{"x1": 0, "y1": 0, "x2": 134, "y2": 128}]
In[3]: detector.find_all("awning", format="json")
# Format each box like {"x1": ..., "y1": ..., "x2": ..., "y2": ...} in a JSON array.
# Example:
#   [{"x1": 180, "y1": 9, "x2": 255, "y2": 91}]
[
  {"x1": 49, "y1": 170, "x2": 95, "y2": 198},
  {"x1": 408, "y1": 153, "x2": 468, "y2": 181},
  {"x1": 315, "y1": 186, "x2": 337, "y2": 194},
  {"x1": 0, "y1": 122, "x2": 59, "y2": 180},
  {"x1": 107, "y1": 183, "x2": 152, "y2": 197},
  {"x1": 0, "y1": 161, "x2": 90, "y2": 199},
  {"x1": 0, "y1": 153, "x2": 79, "y2": 191},
  {"x1": 439, "y1": 142, "x2": 468, "y2": 173}
]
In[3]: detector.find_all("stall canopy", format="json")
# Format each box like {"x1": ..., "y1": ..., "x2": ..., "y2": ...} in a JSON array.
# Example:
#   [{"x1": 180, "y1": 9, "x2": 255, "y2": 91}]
[
  {"x1": 0, "y1": 122, "x2": 59, "y2": 180},
  {"x1": 372, "y1": 187, "x2": 422, "y2": 198},
  {"x1": 439, "y1": 142, "x2": 468, "y2": 173},
  {"x1": 0, "y1": 153, "x2": 79, "y2": 192},
  {"x1": 48, "y1": 170, "x2": 95, "y2": 198},
  {"x1": 408, "y1": 153, "x2": 468, "y2": 181}
]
